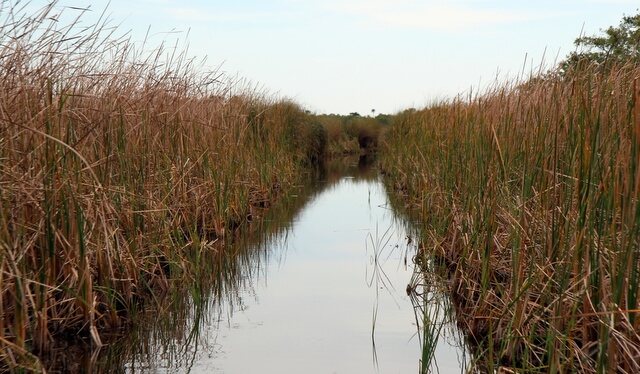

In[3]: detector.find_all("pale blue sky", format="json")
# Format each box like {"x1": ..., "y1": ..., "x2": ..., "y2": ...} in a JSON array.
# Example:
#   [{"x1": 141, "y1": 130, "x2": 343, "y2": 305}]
[{"x1": 49, "y1": 0, "x2": 638, "y2": 115}]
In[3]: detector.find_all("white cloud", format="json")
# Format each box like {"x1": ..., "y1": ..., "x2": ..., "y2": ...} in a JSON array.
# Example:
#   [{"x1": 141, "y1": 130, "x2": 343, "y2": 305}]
[
  {"x1": 585, "y1": 0, "x2": 639, "y2": 3},
  {"x1": 324, "y1": 0, "x2": 534, "y2": 31},
  {"x1": 166, "y1": 7, "x2": 280, "y2": 24},
  {"x1": 376, "y1": 5, "x2": 526, "y2": 31}
]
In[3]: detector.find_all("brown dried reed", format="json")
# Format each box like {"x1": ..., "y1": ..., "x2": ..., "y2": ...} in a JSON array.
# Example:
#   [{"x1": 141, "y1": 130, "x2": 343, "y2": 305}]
[
  {"x1": 0, "y1": 1, "x2": 320, "y2": 370},
  {"x1": 382, "y1": 62, "x2": 640, "y2": 372}
]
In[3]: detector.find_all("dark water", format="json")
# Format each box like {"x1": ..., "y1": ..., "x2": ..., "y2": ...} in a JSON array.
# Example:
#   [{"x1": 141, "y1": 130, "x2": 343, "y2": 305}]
[{"x1": 46, "y1": 157, "x2": 469, "y2": 373}]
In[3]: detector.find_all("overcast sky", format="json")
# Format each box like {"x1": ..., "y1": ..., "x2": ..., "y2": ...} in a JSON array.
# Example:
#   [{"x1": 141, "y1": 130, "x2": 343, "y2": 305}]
[{"x1": 48, "y1": 0, "x2": 639, "y2": 115}]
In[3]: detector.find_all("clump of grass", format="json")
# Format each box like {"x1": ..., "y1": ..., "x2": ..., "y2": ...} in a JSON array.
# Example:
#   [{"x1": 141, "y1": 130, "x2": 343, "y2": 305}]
[
  {"x1": 381, "y1": 61, "x2": 640, "y2": 372},
  {"x1": 0, "y1": 1, "x2": 325, "y2": 370}
]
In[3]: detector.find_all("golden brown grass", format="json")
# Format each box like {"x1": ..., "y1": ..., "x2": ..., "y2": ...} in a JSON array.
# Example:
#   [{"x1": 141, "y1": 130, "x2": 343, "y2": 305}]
[
  {"x1": 0, "y1": 2, "x2": 324, "y2": 370},
  {"x1": 382, "y1": 62, "x2": 640, "y2": 372}
]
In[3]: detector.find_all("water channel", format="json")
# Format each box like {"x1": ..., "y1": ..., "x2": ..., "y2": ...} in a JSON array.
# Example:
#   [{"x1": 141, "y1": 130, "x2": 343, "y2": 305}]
[{"x1": 57, "y1": 157, "x2": 471, "y2": 373}]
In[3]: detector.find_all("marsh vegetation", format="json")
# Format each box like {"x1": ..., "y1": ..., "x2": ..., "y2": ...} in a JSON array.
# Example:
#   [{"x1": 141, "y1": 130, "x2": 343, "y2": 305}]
[
  {"x1": 2, "y1": 1, "x2": 640, "y2": 373},
  {"x1": 0, "y1": 2, "x2": 329, "y2": 370},
  {"x1": 383, "y1": 61, "x2": 640, "y2": 372}
]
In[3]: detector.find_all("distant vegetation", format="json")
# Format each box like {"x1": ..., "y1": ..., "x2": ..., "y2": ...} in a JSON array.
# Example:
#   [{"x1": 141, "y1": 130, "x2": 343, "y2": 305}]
[
  {"x1": 383, "y1": 11, "x2": 640, "y2": 373},
  {"x1": 315, "y1": 113, "x2": 389, "y2": 155},
  {"x1": 559, "y1": 12, "x2": 640, "y2": 74}
]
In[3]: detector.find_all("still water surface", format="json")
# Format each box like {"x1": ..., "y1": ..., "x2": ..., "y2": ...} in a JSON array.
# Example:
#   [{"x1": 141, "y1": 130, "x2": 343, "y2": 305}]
[
  {"x1": 113, "y1": 159, "x2": 467, "y2": 373},
  {"x1": 205, "y1": 177, "x2": 415, "y2": 373}
]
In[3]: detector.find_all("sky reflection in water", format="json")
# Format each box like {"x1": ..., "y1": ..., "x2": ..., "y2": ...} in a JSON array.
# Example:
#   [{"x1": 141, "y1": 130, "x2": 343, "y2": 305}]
[
  {"x1": 196, "y1": 177, "x2": 425, "y2": 373},
  {"x1": 200, "y1": 178, "x2": 417, "y2": 373},
  {"x1": 119, "y1": 166, "x2": 467, "y2": 373}
]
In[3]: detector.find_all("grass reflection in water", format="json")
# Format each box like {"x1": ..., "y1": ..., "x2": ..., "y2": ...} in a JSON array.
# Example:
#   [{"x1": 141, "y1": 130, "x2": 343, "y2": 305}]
[{"x1": 85, "y1": 156, "x2": 466, "y2": 373}]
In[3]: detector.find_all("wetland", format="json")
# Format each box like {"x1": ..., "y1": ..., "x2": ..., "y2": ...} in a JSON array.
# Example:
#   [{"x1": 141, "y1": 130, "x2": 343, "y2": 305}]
[
  {"x1": 42, "y1": 157, "x2": 468, "y2": 373},
  {"x1": 3, "y1": 2, "x2": 640, "y2": 373}
]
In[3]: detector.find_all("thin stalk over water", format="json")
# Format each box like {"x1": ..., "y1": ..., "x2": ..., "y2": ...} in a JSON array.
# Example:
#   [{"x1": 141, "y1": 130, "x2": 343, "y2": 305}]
[{"x1": 366, "y1": 223, "x2": 398, "y2": 371}]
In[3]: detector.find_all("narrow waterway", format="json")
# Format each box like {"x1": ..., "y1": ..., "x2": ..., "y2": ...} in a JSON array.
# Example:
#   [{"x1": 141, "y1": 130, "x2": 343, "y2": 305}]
[
  {"x1": 202, "y1": 176, "x2": 416, "y2": 372},
  {"x1": 95, "y1": 158, "x2": 469, "y2": 373}
]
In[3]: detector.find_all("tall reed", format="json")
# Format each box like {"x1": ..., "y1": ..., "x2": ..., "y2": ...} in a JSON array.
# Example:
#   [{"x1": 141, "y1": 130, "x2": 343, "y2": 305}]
[
  {"x1": 382, "y1": 62, "x2": 640, "y2": 372},
  {"x1": 0, "y1": 1, "x2": 323, "y2": 370}
]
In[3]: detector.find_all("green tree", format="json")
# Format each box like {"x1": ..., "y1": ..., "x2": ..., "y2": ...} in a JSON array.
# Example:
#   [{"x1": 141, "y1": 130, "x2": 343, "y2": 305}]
[{"x1": 560, "y1": 11, "x2": 640, "y2": 73}]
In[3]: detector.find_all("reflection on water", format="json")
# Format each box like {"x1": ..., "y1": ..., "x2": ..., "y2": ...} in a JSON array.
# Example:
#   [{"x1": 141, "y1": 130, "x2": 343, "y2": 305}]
[
  {"x1": 408, "y1": 258, "x2": 472, "y2": 374},
  {"x1": 84, "y1": 156, "x2": 468, "y2": 373}
]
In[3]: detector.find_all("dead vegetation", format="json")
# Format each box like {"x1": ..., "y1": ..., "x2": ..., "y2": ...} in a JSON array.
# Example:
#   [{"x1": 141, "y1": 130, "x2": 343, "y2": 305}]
[
  {"x1": 382, "y1": 62, "x2": 640, "y2": 372},
  {"x1": 0, "y1": 2, "x2": 325, "y2": 370}
]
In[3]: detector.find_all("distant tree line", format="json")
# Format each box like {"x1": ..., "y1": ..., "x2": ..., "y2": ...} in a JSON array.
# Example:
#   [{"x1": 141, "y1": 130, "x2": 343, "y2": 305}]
[{"x1": 559, "y1": 11, "x2": 640, "y2": 74}]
